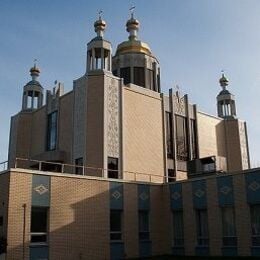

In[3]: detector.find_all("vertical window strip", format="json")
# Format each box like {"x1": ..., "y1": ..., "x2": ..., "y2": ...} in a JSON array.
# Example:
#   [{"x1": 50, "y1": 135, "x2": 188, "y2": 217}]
[
  {"x1": 222, "y1": 207, "x2": 237, "y2": 246},
  {"x1": 139, "y1": 210, "x2": 150, "y2": 240},
  {"x1": 110, "y1": 210, "x2": 123, "y2": 241},
  {"x1": 173, "y1": 211, "x2": 184, "y2": 246},
  {"x1": 196, "y1": 209, "x2": 209, "y2": 246},
  {"x1": 251, "y1": 205, "x2": 260, "y2": 246}
]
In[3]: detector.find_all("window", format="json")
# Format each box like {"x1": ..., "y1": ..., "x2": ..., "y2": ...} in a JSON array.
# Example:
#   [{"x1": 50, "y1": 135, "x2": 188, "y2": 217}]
[
  {"x1": 110, "y1": 210, "x2": 122, "y2": 241},
  {"x1": 0, "y1": 217, "x2": 3, "y2": 226},
  {"x1": 112, "y1": 70, "x2": 118, "y2": 77},
  {"x1": 108, "y1": 157, "x2": 118, "y2": 179},
  {"x1": 47, "y1": 111, "x2": 58, "y2": 151},
  {"x1": 175, "y1": 115, "x2": 188, "y2": 161},
  {"x1": 251, "y1": 205, "x2": 260, "y2": 246},
  {"x1": 173, "y1": 211, "x2": 184, "y2": 246},
  {"x1": 75, "y1": 157, "x2": 83, "y2": 175},
  {"x1": 120, "y1": 67, "x2": 131, "y2": 85},
  {"x1": 139, "y1": 211, "x2": 150, "y2": 240},
  {"x1": 30, "y1": 207, "x2": 48, "y2": 244},
  {"x1": 196, "y1": 209, "x2": 209, "y2": 246},
  {"x1": 168, "y1": 169, "x2": 175, "y2": 182},
  {"x1": 166, "y1": 112, "x2": 173, "y2": 158},
  {"x1": 222, "y1": 207, "x2": 237, "y2": 246},
  {"x1": 133, "y1": 67, "x2": 145, "y2": 87}
]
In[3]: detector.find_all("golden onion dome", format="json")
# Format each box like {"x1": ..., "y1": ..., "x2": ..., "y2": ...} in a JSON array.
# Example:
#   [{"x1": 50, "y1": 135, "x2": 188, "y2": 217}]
[
  {"x1": 115, "y1": 39, "x2": 152, "y2": 56},
  {"x1": 30, "y1": 64, "x2": 40, "y2": 76}
]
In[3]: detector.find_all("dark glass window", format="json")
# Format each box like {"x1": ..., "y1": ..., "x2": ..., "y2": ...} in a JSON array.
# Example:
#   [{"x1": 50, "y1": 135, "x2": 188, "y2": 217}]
[
  {"x1": 173, "y1": 211, "x2": 184, "y2": 246},
  {"x1": 0, "y1": 217, "x2": 3, "y2": 226},
  {"x1": 120, "y1": 67, "x2": 131, "y2": 85},
  {"x1": 251, "y1": 205, "x2": 260, "y2": 246},
  {"x1": 168, "y1": 169, "x2": 175, "y2": 182},
  {"x1": 222, "y1": 207, "x2": 237, "y2": 246},
  {"x1": 166, "y1": 112, "x2": 173, "y2": 158},
  {"x1": 175, "y1": 115, "x2": 188, "y2": 161},
  {"x1": 139, "y1": 211, "x2": 150, "y2": 240},
  {"x1": 75, "y1": 157, "x2": 83, "y2": 175},
  {"x1": 196, "y1": 209, "x2": 209, "y2": 246},
  {"x1": 134, "y1": 67, "x2": 145, "y2": 87},
  {"x1": 110, "y1": 210, "x2": 122, "y2": 240},
  {"x1": 108, "y1": 157, "x2": 118, "y2": 179},
  {"x1": 190, "y1": 119, "x2": 197, "y2": 160},
  {"x1": 47, "y1": 111, "x2": 58, "y2": 151},
  {"x1": 31, "y1": 207, "x2": 48, "y2": 244}
]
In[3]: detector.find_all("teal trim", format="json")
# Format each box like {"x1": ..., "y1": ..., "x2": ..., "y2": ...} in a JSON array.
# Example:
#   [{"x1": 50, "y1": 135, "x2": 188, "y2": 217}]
[
  {"x1": 169, "y1": 183, "x2": 183, "y2": 210},
  {"x1": 30, "y1": 246, "x2": 48, "y2": 260},
  {"x1": 32, "y1": 175, "x2": 50, "y2": 207},
  {"x1": 138, "y1": 184, "x2": 150, "y2": 210},
  {"x1": 222, "y1": 247, "x2": 237, "y2": 256},
  {"x1": 139, "y1": 241, "x2": 152, "y2": 258},
  {"x1": 217, "y1": 176, "x2": 234, "y2": 206},
  {"x1": 110, "y1": 182, "x2": 123, "y2": 210},
  {"x1": 172, "y1": 246, "x2": 185, "y2": 256},
  {"x1": 110, "y1": 242, "x2": 124, "y2": 260},
  {"x1": 195, "y1": 246, "x2": 209, "y2": 256},
  {"x1": 192, "y1": 180, "x2": 207, "y2": 209},
  {"x1": 246, "y1": 171, "x2": 260, "y2": 204}
]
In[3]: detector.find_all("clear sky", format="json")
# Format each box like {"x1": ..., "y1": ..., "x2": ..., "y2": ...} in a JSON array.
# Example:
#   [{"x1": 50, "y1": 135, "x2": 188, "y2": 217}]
[{"x1": 0, "y1": 0, "x2": 260, "y2": 165}]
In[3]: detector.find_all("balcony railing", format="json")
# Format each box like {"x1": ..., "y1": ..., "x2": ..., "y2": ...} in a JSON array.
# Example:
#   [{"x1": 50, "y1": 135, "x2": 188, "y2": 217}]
[{"x1": 0, "y1": 157, "x2": 176, "y2": 184}]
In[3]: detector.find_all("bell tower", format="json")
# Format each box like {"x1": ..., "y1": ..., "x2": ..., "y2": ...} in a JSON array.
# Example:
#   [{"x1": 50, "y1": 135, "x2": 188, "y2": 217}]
[
  {"x1": 22, "y1": 62, "x2": 44, "y2": 111},
  {"x1": 86, "y1": 12, "x2": 112, "y2": 74},
  {"x1": 217, "y1": 72, "x2": 236, "y2": 119}
]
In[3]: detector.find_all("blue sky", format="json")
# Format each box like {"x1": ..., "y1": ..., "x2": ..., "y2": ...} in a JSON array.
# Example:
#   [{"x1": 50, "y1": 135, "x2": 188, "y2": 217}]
[{"x1": 0, "y1": 0, "x2": 260, "y2": 165}]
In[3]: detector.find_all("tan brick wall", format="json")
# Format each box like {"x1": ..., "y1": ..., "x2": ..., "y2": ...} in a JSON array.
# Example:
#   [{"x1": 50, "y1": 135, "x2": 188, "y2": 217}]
[
  {"x1": 150, "y1": 185, "x2": 170, "y2": 255},
  {"x1": 124, "y1": 183, "x2": 138, "y2": 258},
  {"x1": 58, "y1": 93, "x2": 73, "y2": 163},
  {"x1": 31, "y1": 107, "x2": 46, "y2": 157},
  {"x1": 225, "y1": 120, "x2": 243, "y2": 172},
  {"x1": 123, "y1": 86, "x2": 164, "y2": 181},
  {"x1": 85, "y1": 75, "x2": 105, "y2": 174},
  {"x1": 49, "y1": 176, "x2": 110, "y2": 260},
  {"x1": 207, "y1": 178, "x2": 222, "y2": 256},
  {"x1": 7, "y1": 171, "x2": 32, "y2": 260},
  {"x1": 233, "y1": 174, "x2": 251, "y2": 256},
  {"x1": 182, "y1": 182, "x2": 196, "y2": 255},
  {"x1": 197, "y1": 112, "x2": 226, "y2": 158}
]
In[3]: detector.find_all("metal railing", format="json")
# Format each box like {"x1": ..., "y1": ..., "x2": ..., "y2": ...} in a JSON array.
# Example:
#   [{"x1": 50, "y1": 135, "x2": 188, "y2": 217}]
[
  {"x1": 0, "y1": 161, "x2": 8, "y2": 172},
  {"x1": 8, "y1": 157, "x2": 176, "y2": 184}
]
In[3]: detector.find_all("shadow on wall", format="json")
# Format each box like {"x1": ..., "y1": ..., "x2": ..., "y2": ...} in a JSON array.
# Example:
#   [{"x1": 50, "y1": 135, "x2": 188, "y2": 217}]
[{"x1": 5, "y1": 178, "x2": 112, "y2": 260}]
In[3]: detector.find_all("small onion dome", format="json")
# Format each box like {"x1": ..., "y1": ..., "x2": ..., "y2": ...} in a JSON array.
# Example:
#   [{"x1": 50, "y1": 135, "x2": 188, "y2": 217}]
[
  {"x1": 94, "y1": 18, "x2": 106, "y2": 35},
  {"x1": 30, "y1": 64, "x2": 40, "y2": 77},
  {"x1": 126, "y1": 17, "x2": 139, "y2": 33},
  {"x1": 219, "y1": 73, "x2": 229, "y2": 87}
]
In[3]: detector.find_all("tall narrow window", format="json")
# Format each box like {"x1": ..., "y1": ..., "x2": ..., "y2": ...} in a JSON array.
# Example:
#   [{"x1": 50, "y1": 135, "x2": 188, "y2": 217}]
[
  {"x1": 108, "y1": 157, "x2": 118, "y2": 179},
  {"x1": 139, "y1": 210, "x2": 150, "y2": 240},
  {"x1": 110, "y1": 210, "x2": 122, "y2": 241},
  {"x1": 190, "y1": 119, "x2": 197, "y2": 160},
  {"x1": 47, "y1": 111, "x2": 58, "y2": 151},
  {"x1": 133, "y1": 67, "x2": 145, "y2": 87},
  {"x1": 120, "y1": 67, "x2": 131, "y2": 85},
  {"x1": 196, "y1": 209, "x2": 209, "y2": 246},
  {"x1": 222, "y1": 207, "x2": 237, "y2": 246},
  {"x1": 75, "y1": 157, "x2": 83, "y2": 175},
  {"x1": 173, "y1": 211, "x2": 184, "y2": 246},
  {"x1": 175, "y1": 115, "x2": 188, "y2": 161},
  {"x1": 30, "y1": 207, "x2": 48, "y2": 244},
  {"x1": 166, "y1": 112, "x2": 173, "y2": 158},
  {"x1": 251, "y1": 205, "x2": 260, "y2": 246}
]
